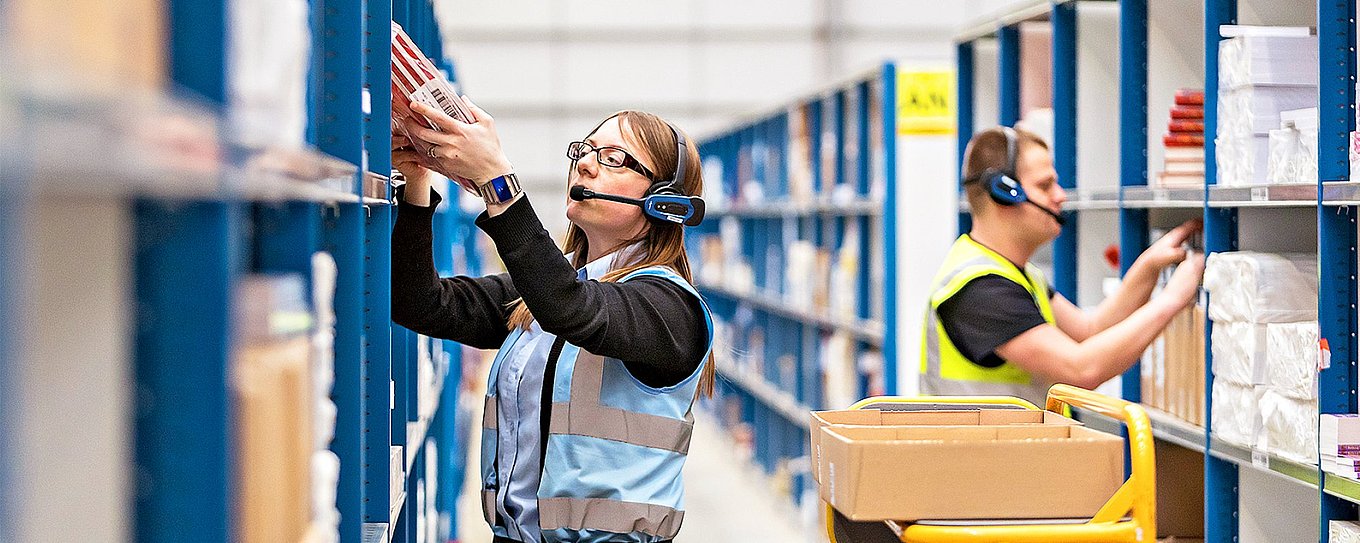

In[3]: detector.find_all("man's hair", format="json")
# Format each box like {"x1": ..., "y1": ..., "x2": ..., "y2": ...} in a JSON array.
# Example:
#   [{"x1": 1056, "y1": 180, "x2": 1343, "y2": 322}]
[{"x1": 961, "y1": 127, "x2": 1049, "y2": 212}]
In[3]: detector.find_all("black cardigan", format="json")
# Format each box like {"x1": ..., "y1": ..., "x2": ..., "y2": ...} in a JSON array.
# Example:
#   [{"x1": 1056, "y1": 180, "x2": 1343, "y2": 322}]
[{"x1": 390, "y1": 186, "x2": 708, "y2": 388}]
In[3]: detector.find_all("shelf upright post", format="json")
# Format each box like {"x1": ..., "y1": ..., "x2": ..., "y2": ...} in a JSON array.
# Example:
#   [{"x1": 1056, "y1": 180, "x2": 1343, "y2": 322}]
[
  {"x1": 998, "y1": 25, "x2": 1021, "y2": 127},
  {"x1": 313, "y1": 0, "x2": 371, "y2": 538},
  {"x1": 1202, "y1": 1, "x2": 1240, "y2": 542},
  {"x1": 133, "y1": 200, "x2": 240, "y2": 543},
  {"x1": 254, "y1": 202, "x2": 322, "y2": 283},
  {"x1": 956, "y1": 40, "x2": 975, "y2": 235},
  {"x1": 0, "y1": 136, "x2": 18, "y2": 532},
  {"x1": 134, "y1": 1, "x2": 234, "y2": 540},
  {"x1": 1052, "y1": 1, "x2": 1079, "y2": 303},
  {"x1": 882, "y1": 62, "x2": 899, "y2": 394},
  {"x1": 1118, "y1": 0, "x2": 1150, "y2": 405},
  {"x1": 1318, "y1": 0, "x2": 1360, "y2": 533}
]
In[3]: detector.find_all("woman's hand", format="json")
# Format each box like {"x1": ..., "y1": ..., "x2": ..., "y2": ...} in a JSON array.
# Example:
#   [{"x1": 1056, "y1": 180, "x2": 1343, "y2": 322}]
[
  {"x1": 1136, "y1": 218, "x2": 1203, "y2": 272},
  {"x1": 392, "y1": 129, "x2": 436, "y2": 206},
  {"x1": 399, "y1": 96, "x2": 513, "y2": 186}
]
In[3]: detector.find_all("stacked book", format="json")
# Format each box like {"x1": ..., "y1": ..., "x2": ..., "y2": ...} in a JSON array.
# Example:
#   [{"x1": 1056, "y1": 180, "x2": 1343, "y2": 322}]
[
  {"x1": 1322, "y1": 414, "x2": 1360, "y2": 479},
  {"x1": 1158, "y1": 89, "x2": 1206, "y2": 188}
]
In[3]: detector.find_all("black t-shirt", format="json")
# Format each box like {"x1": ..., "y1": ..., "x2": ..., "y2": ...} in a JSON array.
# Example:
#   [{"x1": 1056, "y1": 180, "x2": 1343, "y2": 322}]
[{"x1": 936, "y1": 270, "x2": 1055, "y2": 369}]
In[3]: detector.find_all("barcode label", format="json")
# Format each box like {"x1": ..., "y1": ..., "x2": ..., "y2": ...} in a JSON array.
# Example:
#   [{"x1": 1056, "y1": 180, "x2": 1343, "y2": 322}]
[{"x1": 428, "y1": 85, "x2": 471, "y2": 123}]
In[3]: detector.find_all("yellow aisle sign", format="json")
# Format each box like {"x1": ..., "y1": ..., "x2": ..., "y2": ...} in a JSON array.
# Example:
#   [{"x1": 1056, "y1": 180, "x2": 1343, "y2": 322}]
[{"x1": 897, "y1": 70, "x2": 956, "y2": 135}]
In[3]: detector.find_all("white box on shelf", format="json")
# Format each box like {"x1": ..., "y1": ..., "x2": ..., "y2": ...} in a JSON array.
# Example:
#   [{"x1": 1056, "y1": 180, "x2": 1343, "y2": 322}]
[
  {"x1": 1217, "y1": 34, "x2": 1318, "y2": 90},
  {"x1": 1211, "y1": 380, "x2": 1260, "y2": 447},
  {"x1": 1203, "y1": 252, "x2": 1318, "y2": 323},
  {"x1": 1210, "y1": 321, "x2": 1267, "y2": 386}
]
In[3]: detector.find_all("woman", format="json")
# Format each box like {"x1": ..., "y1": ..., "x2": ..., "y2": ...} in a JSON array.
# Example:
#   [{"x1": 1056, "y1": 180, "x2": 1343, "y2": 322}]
[{"x1": 390, "y1": 97, "x2": 714, "y2": 543}]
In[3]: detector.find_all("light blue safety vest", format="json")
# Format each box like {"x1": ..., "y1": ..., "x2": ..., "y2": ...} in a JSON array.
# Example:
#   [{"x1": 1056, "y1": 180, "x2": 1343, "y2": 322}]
[{"x1": 479, "y1": 256, "x2": 714, "y2": 543}]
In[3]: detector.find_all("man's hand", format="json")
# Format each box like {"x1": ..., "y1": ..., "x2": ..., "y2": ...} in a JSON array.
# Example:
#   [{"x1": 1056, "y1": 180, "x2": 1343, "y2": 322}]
[
  {"x1": 1137, "y1": 219, "x2": 1203, "y2": 272},
  {"x1": 1157, "y1": 250, "x2": 1205, "y2": 310}
]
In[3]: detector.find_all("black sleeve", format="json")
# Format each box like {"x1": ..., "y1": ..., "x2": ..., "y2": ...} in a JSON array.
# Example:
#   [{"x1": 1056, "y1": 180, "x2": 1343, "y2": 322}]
[
  {"x1": 935, "y1": 275, "x2": 1048, "y2": 368},
  {"x1": 475, "y1": 195, "x2": 709, "y2": 388},
  {"x1": 391, "y1": 186, "x2": 519, "y2": 349}
]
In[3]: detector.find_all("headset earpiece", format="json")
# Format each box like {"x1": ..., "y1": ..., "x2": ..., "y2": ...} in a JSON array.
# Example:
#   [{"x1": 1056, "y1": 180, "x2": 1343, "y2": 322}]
[{"x1": 982, "y1": 126, "x2": 1027, "y2": 206}]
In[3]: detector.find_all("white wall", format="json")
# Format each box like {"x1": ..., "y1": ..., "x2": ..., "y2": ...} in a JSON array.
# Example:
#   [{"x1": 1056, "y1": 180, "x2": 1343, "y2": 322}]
[{"x1": 435, "y1": 0, "x2": 1029, "y2": 240}]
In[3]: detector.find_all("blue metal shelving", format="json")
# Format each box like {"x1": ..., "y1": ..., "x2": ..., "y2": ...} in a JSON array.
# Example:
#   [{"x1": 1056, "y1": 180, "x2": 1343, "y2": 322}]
[
  {"x1": 957, "y1": 0, "x2": 1360, "y2": 540},
  {"x1": 693, "y1": 63, "x2": 900, "y2": 509},
  {"x1": 0, "y1": 0, "x2": 481, "y2": 541}
]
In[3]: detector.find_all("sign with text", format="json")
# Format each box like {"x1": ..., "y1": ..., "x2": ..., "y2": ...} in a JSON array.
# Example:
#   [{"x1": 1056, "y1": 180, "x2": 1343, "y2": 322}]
[{"x1": 897, "y1": 70, "x2": 955, "y2": 135}]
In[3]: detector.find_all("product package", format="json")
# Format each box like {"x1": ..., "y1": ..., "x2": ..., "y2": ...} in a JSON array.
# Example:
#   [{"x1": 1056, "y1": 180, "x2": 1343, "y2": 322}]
[{"x1": 391, "y1": 21, "x2": 478, "y2": 192}]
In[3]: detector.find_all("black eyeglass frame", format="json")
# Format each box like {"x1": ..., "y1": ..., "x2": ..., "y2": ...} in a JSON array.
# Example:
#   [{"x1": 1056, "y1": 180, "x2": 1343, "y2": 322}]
[{"x1": 566, "y1": 141, "x2": 656, "y2": 180}]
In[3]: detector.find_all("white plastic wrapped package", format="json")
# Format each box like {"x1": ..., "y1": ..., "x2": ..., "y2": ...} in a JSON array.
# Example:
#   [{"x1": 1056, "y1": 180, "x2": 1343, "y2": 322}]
[
  {"x1": 1265, "y1": 322, "x2": 1319, "y2": 400},
  {"x1": 1215, "y1": 134, "x2": 1270, "y2": 186},
  {"x1": 1331, "y1": 520, "x2": 1360, "y2": 543},
  {"x1": 1267, "y1": 128, "x2": 1301, "y2": 183},
  {"x1": 1217, "y1": 35, "x2": 1318, "y2": 90},
  {"x1": 228, "y1": 0, "x2": 310, "y2": 147},
  {"x1": 1210, "y1": 321, "x2": 1266, "y2": 386},
  {"x1": 1203, "y1": 252, "x2": 1317, "y2": 323},
  {"x1": 1217, "y1": 86, "x2": 1319, "y2": 138},
  {"x1": 1211, "y1": 380, "x2": 1260, "y2": 447},
  {"x1": 1259, "y1": 387, "x2": 1319, "y2": 464}
]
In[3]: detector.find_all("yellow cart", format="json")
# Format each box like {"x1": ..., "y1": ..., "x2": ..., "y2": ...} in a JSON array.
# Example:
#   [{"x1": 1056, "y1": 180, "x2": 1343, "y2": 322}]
[{"x1": 824, "y1": 384, "x2": 1156, "y2": 543}]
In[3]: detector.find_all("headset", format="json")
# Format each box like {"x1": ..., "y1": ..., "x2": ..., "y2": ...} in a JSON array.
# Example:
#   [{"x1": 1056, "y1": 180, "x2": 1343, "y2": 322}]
[
  {"x1": 569, "y1": 120, "x2": 706, "y2": 227},
  {"x1": 968, "y1": 126, "x2": 1065, "y2": 226}
]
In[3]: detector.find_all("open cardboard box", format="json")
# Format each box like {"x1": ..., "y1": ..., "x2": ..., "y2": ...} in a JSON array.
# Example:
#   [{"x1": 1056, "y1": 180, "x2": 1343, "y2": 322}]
[{"x1": 810, "y1": 409, "x2": 1123, "y2": 522}]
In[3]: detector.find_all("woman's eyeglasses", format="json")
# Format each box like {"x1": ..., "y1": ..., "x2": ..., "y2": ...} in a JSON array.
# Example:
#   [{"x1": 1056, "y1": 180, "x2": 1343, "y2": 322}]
[{"x1": 566, "y1": 141, "x2": 655, "y2": 180}]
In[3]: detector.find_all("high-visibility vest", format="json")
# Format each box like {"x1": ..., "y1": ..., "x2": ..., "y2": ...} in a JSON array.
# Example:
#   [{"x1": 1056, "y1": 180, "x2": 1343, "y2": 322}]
[
  {"x1": 480, "y1": 265, "x2": 714, "y2": 543},
  {"x1": 920, "y1": 234, "x2": 1055, "y2": 406}
]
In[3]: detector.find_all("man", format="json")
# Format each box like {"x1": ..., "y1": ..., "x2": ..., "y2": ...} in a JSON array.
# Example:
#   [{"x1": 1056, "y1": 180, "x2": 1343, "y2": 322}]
[{"x1": 921, "y1": 126, "x2": 1204, "y2": 406}]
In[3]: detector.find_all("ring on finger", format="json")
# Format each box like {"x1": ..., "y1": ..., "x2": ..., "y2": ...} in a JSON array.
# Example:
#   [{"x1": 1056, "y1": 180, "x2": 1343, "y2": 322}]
[{"x1": 426, "y1": 145, "x2": 439, "y2": 159}]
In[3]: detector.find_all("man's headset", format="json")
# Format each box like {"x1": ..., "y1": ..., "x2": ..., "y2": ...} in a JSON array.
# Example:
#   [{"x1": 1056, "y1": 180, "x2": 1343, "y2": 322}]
[
  {"x1": 967, "y1": 126, "x2": 1065, "y2": 226},
  {"x1": 569, "y1": 121, "x2": 706, "y2": 227}
]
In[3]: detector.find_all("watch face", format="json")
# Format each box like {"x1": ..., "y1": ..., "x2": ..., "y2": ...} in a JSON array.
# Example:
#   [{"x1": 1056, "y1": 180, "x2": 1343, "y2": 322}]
[{"x1": 493, "y1": 180, "x2": 514, "y2": 201}]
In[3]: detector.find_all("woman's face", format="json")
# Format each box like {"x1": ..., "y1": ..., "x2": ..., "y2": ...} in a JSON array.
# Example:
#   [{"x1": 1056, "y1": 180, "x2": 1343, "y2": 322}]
[{"x1": 565, "y1": 116, "x2": 655, "y2": 237}]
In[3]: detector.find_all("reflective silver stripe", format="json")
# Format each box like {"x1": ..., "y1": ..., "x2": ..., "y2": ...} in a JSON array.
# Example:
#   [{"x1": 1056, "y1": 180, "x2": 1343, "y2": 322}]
[
  {"x1": 923, "y1": 306, "x2": 944, "y2": 378},
  {"x1": 538, "y1": 497, "x2": 685, "y2": 538},
  {"x1": 548, "y1": 352, "x2": 694, "y2": 453},
  {"x1": 482, "y1": 490, "x2": 496, "y2": 525},
  {"x1": 483, "y1": 395, "x2": 497, "y2": 430},
  {"x1": 548, "y1": 401, "x2": 693, "y2": 453}
]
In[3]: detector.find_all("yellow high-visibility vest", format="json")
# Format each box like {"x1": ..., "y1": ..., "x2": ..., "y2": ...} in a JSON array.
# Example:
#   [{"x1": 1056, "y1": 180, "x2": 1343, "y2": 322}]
[{"x1": 919, "y1": 234, "x2": 1056, "y2": 406}]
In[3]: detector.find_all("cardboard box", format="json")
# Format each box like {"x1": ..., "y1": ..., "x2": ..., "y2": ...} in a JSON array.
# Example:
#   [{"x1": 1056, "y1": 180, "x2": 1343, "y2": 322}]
[
  {"x1": 808, "y1": 409, "x2": 1082, "y2": 486},
  {"x1": 814, "y1": 411, "x2": 1122, "y2": 521},
  {"x1": 1156, "y1": 440, "x2": 1205, "y2": 538}
]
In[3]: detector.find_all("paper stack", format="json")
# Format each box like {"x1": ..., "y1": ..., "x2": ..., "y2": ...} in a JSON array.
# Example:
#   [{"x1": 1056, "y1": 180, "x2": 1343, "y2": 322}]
[
  {"x1": 1215, "y1": 27, "x2": 1318, "y2": 186},
  {"x1": 1331, "y1": 520, "x2": 1360, "y2": 543},
  {"x1": 1142, "y1": 265, "x2": 1207, "y2": 426},
  {"x1": 1204, "y1": 251, "x2": 1319, "y2": 461},
  {"x1": 1322, "y1": 415, "x2": 1360, "y2": 479},
  {"x1": 1158, "y1": 89, "x2": 1207, "y2": 188}
]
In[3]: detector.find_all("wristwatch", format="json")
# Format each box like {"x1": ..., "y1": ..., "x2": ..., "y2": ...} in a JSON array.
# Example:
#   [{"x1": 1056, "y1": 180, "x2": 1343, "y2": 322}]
[{"x1": 477, "y1": 172, "x2": 522, "y2": 205}]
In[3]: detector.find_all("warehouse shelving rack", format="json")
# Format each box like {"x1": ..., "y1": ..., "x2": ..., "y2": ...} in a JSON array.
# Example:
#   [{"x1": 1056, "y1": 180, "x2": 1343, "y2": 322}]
[
  {"x1": 690, "y1": 63, "x2": 900, "y2": 511},
  {"x1": 0, "y1": 1, "x2": 480, "y2": 542},
  {"x1": 956, "y1": 1, "x2": 1359, "y2": 542}
]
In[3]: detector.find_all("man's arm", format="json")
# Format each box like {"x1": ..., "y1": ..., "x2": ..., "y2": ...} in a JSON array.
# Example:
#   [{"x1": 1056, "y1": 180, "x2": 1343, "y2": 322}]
[
  {"x1": 998, "y1": 252, "x2": 1203, "y2": 389},
  {"x1": 1048, "y1": 219, "x2": 1201, "y2": 340}
]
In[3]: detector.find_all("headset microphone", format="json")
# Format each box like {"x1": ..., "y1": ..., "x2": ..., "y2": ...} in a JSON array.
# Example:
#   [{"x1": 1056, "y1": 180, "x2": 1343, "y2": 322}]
[
  {"x1": 1026, "y1": 200, "x2": 1067, "y2": 226},
  {"x1": 570, "y1": 185, "x2": 706, "y2": 227}
]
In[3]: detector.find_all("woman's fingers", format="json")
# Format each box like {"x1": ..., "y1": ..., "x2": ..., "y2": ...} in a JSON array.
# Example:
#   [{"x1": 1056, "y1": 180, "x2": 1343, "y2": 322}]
[
  {"x1": 409, "y1": 101, "x2": 462, "y2": 133},
  {"x1": 460, "y1": 95, "x2": 492, "y2": 125}
]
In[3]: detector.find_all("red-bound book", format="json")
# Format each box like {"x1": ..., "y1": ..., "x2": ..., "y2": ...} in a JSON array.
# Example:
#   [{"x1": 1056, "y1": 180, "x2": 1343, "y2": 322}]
[
  {"x1": 1168, "y1": 119, "x2": 1205, "y2": 133},
  {"x1": 1164, "y1": 133, "x2": 1206, "y2": 147},
  {"x1": 1174, "y1": 89, "x2": 1206, "y2": 106},
  {"x1": 1170, "y1": 106, "x2": 1205, "y2": 120}
]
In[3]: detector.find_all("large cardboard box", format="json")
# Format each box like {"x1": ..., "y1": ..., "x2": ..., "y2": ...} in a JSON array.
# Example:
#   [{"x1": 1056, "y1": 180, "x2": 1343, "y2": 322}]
[
  {"x1": 813, "y1": 410, "x2": 1123, "y2": 521},
  {"x1": 808, "y1": 408, "x2": 1081, "y2": 485}
]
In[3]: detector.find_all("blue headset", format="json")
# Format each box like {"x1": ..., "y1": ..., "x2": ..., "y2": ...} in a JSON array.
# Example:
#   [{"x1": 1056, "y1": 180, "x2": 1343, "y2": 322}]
[
  {"x1": 978, "y1": 126, "x2": 1028, "y2": 206},
  {"x1": 570, "y1": 120, "x2": 706, "y2": 227},
  {"x1": 967, "y1": 126, "x2": 1066, "y2": 225}
]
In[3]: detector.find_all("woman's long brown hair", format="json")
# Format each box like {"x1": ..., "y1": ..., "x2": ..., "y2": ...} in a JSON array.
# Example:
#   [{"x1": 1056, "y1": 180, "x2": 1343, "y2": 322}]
[{"x1": 504, "y1": 110, "x2": 715, "y2": 398}]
